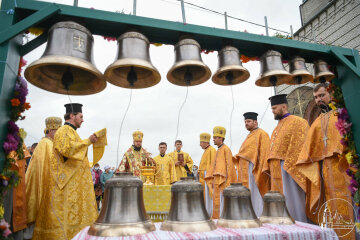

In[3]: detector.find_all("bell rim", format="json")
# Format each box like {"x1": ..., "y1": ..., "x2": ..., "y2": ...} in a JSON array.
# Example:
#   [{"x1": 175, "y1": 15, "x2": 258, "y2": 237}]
[
  {"x1": 104, "y1": 58, "x2": 161, "y2": 89},
  {"x1": 212, "y1": 65, "x2": 250, "y2": 86},
  {"x1": 217, "y1": 218, "x2": 262, "y2": 229},
  {"x1": 312, "y1": 73, "x2": 335, "y2": 83},
  {"x1": 259, "y1": 216, "x2": 295, "y2": 225},
  {"x1": 167, "y1": 60, "x2": 212, "y2": 87},
  {"x1": 286, "y1": 72, "x2": 313, "y2": 85},
  {"x1": 160, "y1": 219, "x2": 216, "y2": 232},
  {"x1": 88, "y1": 220, "x2": 155, "y2": 237},
  {"x1": 255, "y1": 72, "x2": 292, "y2": 87},
  {"x1": 24, "y1": 55, "x2": 106, "y2": 95}
]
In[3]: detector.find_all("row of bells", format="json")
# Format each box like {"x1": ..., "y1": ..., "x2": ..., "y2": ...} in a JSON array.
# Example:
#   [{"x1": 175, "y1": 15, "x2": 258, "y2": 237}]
[
  {"x1": 24, "y1": 21, "x2": 335, "y2": 95},
  {"x1": 89, "y1": 173, "x2": 294, "y2": 237}
]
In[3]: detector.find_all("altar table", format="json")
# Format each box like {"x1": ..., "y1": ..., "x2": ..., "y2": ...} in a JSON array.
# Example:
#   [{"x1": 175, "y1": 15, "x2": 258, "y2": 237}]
[{"x1": 73, "y1": 221, "x2": 339, "y2": 240}]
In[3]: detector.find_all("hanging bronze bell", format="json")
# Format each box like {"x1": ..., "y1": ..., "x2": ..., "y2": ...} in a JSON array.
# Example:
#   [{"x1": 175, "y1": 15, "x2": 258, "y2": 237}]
[
  {"x1": 88, "y1": 172, "x2": 155, "y2": 237},
  {"x1": 167, "y1": 38, "x2": 211, "y2": 86},
  {"x1": 161, "y1": 177, "x2": 216, "y2": 232},
  {"x1": 24, "y1": 21, "x2": 106, "y2": 95},
  {"x1": 212, "y1": 46, "x2": 250, "y2": 85},
  {"x1": 104, "y1": 31, "x2": 161, "y2": 89},
  {"x1": 288, "y1": 56, "x2": 313, "y2": 85},
  {"x1": 313, "y1": 60, "x2": 335, "y2": 83},
  {"x1": 218, "y1": 183, "x2": 261, "y2": 228},
  {"x1": 259, "y1": 191, "x2": 294, "y2": 225},
  {"x1": 255, "y1": 50, "x2": 291, "y2": 87}
]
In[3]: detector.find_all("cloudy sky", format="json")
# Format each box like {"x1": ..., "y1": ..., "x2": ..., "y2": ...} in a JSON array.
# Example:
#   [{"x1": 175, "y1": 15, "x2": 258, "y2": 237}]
[{"x1": 19, "y1": 0, "x2": 303, "y2": 169}]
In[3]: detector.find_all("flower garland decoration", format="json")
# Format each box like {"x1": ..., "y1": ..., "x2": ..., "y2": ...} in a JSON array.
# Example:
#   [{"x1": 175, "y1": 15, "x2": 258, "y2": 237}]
[
  {"x1": 327, "y1": 79, "x2": 360, "y2": 220},
  {"x1": 0, "y1": 57, "x2": 30, "y2": 238}
]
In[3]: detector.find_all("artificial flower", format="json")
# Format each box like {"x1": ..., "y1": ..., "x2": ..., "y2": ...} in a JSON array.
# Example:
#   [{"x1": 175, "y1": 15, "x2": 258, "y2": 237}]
[
  {"x1": 328, "y1": 102, "x2": 337, "y2": 110},
  {"x1": 19, "y1": 128, "x2": 27, "y2": 140},
  {"x1": 10, "y1": 98, "x2": 20, "y2": 107},
  {"x1": 28, "y1": 27, "x2": 44, "y2": 36},
  {"x1": 152, "y1": 43, "x2": 163, "y2": 47},
  {"x1": 338, "y1": 107, "x2": 350, "y2": 121},
  {"x1": 346, "y1": 152, "x2": 354, "y2": 164},
  {"x1": 103, "y1": 36, "x2": 117, "y2": 42},
  {"x1": 23, "y1": 102, "x2": 31, "y2": 110},
  {"x1": 240, "y1": 55, "x2": 258, "y2": 63},
  {"x1": 0, "y1": 219, "x2": 11, "y2": 237},
  {"x1": 0, "y1": 205, "x2": 4, "y2": 217},
  {"x1": 335, "y1": 119, "x2": 352, "y2": 136}
]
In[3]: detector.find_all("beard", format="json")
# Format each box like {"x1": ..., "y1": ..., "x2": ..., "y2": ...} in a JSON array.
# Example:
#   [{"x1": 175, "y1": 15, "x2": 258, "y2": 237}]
[{"x1": 274, "y1": 109, "x2": 284, "y2": 120}]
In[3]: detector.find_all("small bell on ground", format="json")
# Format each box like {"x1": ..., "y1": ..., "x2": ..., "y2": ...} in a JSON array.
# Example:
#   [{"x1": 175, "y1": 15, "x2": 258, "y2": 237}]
[
  {"x1": 259, "y1": 191, "x2": 294, "y2": 225},
  {"x1": 88, "y1": 172, "x2": 155, "y2": 237},
  {"x1": 104, "y1": 31, "x2": 161, "y2": 89},
  {"x1": 313, "y1": 60, "x2": 335, "y2": 83},
  {"x1": 255, "y1": 50, "x2": 291, "y2": 87},
  {"x1": 217, "y1": 183, "x2": 261, "y2": 228},
  {"x1": 288, "y1": 56, "x2": 313, "y2": 85},
  {"x1": 212, "y1": 46, "x2": 250, "y2": 85},
  {"x1": 25, "y1": 21, "x2": 106, "y2": 95},
  {"x1": 161, "y1": 177, "x2": 216, "y2": 232},
  {"x1": 167, "y1": 38, "x2": 211, "y2": 86}
]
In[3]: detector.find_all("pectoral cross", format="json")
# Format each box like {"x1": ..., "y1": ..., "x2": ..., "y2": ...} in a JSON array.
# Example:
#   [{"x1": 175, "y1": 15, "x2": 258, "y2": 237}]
[{"x1": 323, "y1": 135, "x2": 328, "y2": 148}]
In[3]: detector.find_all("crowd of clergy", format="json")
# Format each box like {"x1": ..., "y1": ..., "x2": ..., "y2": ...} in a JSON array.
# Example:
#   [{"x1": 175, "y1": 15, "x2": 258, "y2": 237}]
[{"x1": 5, "y1": 82, "x2": 355, "y2": 240}]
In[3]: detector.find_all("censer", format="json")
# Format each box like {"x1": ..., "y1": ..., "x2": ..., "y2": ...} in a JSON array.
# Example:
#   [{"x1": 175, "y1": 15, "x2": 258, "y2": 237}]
[
  {"x1": 161, "y1": 177, "x2": 216, "y2": 232},
  {"x1": 88, "y1": 172, "x2": 155, "y2": 236}
]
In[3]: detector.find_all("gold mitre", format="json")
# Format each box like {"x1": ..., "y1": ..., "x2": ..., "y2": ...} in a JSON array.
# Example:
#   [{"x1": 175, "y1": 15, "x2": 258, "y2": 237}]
[
  {"x1": 133, "y1": 130, "x2": 143, "y2": 141},
  {"x1": 200, "y1": 132, "x2": 211, "y2": 142},
  {"x1": 213, "y1": 126, "x2": 226, "y2": 138},
  {"x1": 45, "y1": 117, "x2": 62, "y2": 130}
]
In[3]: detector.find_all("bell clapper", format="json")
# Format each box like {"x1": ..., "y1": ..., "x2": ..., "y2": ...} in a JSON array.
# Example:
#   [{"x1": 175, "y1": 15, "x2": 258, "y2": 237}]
[
  {"x1": 269, "y1": 75, "x2": 278, "y2": 87},
  {"x1": 127, "y1": 66, "x2": 138, "y2": 86},
  {"x1": 225, "y1": 71, "x2": 234, "y2": 85},
  {"x1": 184, "y1": 67, "x2": 193, "y2": 85},
  {"x1": 295, "y1": 75, "x2": 302, "y2": 85},
  {"x1": 319, "y1": 76, "x2": 326, "y2": 84},
  {"x1": 61, "y1": 66, "x2": 74, "y2": 90}
]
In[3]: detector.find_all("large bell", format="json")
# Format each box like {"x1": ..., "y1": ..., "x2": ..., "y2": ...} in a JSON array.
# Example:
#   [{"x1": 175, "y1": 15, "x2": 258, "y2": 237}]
[
  {"x1": 24, "y1": 21, "x2": 106, "y2": 95},
  {"x1": 259, "y1": 191, "x2": 294, "y2": 225},
  {"x1": 313, "y1": 60, "x2": 335, "y2": 83},
  {"x1": 167, "y1": 38, "x2": 211, "y2": 86},
  {"x1": 255, "y1": 50, "x2": 291, "y2": 87},
  {"x1": 217, "y1": 183, "x2": 261, "y2": 228},
  {"x1": 88, "y1": 172, "x2": 155, "y2": 237},
  {"x1": 161, "y1": 177, "x2": 216, "y2": 232},
  {"x1": 104, "y1": 31, "x2": 161, "y2": 89},
  {"x1": 288, "y1": 56, "x2": 313, "y2": 85},
  {"x1": 212, "y1": 46, "x2": 250, "y2": 85}
]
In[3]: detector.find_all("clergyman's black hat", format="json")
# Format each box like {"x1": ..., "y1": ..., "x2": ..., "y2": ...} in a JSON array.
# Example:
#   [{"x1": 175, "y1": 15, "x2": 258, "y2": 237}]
[
  {"x1": 243, "y1": 112, "x2": 258, "y2": 120},
  {"x1": 269, "y1": 94, "x2": 288, "y2": 106},
  {"x1": 64, "y1": 103, "x2": 83, "y2": 113}
]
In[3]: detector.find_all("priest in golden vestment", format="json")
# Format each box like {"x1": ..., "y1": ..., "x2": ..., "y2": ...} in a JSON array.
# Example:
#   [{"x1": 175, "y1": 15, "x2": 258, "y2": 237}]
[
  {"x1": 233, "y1": 112, "x2": 270, "y2": 217},
  {"x1": 24, "y1": 117, "x2": 62, "y2": 239},
  {"x1": 33, "y1": 103, "x2": 99, "y2": 240},
  {"x1": 297, "y1": 83, "x2": 355, "y2": 239},
  {"x1": 153, "y1": 142, "x2": 176, "y2": 185},
  {"x1": 168, "y1": 140, "x2": 193, "y2": 181},
  {"x1": 205, "y1": 126, "x2": 237, "y2": 219},
  {"x1": 263, "y1": 94, "x2": 309, "y2": 222},
  {"x1": 118, "y1": 130, "x2": 154, "y2": 182},
  {"x1": 199, "y1": 133, "x2": 216, "y2": 215}
]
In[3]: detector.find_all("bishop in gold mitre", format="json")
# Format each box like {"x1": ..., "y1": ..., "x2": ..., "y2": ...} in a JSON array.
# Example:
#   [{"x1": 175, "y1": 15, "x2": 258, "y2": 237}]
[
  {"x1": 118, "y1": 130, "x2": 154, "y2": 182},
  {"x1": 153, "y1": 142, "x2": 177, "y2": 185},
  {"x1": 25, "y1": 117, "x2": 62, "y2": 238},
  {"x1": 33, "y1": 103, "x2": 99, "y2": 240},
  {"x1": 297, "y1": 83, "x2": 355, "y2": 239},
  {"x1": 205, "y1": 126, "x2": 237, "y2": 219},
  {"x1": 233, "y1": 112, "x2": 270, "y2": 217},
  {"x1": 263, "y1": 94, "x2": 309, "y2": 222},
  {"x1": 168, "y1": 140, "x2": 193, "y2": 181}
]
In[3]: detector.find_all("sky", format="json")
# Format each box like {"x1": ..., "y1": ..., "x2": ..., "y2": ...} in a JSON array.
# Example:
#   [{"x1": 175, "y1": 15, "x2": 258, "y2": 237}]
[{"x1": 18, "y1": 0, "x2": 303, "y2": 169}]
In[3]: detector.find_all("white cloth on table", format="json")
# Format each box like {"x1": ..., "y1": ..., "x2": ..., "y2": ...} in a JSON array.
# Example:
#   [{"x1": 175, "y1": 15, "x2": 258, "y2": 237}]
[{"x1": 281, "y1": 160, "x2": 307, "y2": 222}]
